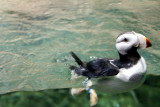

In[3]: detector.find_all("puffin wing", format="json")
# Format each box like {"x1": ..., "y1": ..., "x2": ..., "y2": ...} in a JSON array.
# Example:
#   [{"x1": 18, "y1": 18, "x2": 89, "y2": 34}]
[
  {"x1": 70, "y1": 52, "x2": 119, "y2": 78},
  {"x1": 85, "y1": 59, "x2": 119, "y2": 78}
]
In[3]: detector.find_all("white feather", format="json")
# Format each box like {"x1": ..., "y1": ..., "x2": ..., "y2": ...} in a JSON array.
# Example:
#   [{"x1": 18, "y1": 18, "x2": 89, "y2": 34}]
[
  {"x1": 93, "y1": 57, "x2": 147, "y2": 93},
  {"x1": 116, "y1": 57, "x2": 146, "y2": 81},
  {"x1": 116, "y1": 32, "x2": 147, "y2": 55}
]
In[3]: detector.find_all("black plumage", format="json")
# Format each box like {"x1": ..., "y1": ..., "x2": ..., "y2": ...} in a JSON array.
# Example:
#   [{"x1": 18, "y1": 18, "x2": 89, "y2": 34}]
[
  {"x1": 70, "y1": 48, "x2": 141, "y2": 79},
  {"x1": 70, "y1": 52, "x2": 119, "y2": 79}
]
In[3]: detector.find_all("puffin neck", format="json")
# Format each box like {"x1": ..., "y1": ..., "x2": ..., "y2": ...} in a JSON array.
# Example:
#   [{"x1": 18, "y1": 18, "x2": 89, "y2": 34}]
[{"x1": 118, "y1": 47, "x2": 140, "y2": 64}]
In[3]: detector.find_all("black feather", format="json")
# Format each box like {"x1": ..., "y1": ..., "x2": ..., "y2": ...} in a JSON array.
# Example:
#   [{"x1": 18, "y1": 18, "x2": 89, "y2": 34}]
[
  {"x1": 70, "y1": 51, "x2": 84, "y2": 67},
  {"x1": 70, "y1": 52, "x2": 119, "y2": 78}
]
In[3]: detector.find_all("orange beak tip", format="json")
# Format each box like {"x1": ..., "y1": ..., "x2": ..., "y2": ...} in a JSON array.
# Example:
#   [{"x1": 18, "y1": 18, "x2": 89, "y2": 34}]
[{"x1": 146, "y1": 38, "x2": 152, "y2": 48}]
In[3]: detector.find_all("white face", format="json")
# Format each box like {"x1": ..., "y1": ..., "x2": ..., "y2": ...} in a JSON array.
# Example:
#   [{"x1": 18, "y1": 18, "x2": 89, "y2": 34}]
[{"x1": 116, "y1": 31, "x2": 147, "y2": 55}]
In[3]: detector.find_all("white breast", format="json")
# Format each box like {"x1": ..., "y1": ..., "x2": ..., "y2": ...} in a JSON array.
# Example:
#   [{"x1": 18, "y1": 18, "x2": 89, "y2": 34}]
[
  {"x1": 94, "y1": 57, "x2": 147, "y2": 93},
  {"x1": 116, "y1": 57, "x2": 147, "y2": 82}
]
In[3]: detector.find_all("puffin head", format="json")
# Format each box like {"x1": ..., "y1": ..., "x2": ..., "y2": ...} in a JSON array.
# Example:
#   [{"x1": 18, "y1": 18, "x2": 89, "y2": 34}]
[{"x1": 116, "y1": 31, "x2": 152, "y2": 55}]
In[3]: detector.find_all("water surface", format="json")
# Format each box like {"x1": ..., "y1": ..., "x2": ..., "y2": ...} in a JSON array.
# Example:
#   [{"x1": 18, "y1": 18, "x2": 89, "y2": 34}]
[{"x1": 0, "y1": 0, "x2": 160, "y2": 106}]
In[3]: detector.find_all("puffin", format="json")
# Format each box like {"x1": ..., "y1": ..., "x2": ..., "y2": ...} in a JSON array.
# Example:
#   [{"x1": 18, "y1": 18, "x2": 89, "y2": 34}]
[{"x1": 70, "y1": 31, "x2": 152, "y2": 106}]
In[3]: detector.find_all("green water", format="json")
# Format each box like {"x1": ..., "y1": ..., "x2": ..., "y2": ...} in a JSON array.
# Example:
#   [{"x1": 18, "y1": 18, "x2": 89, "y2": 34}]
[{"x1": 0, "y1": 0, "x2": 160, "y2": 107}]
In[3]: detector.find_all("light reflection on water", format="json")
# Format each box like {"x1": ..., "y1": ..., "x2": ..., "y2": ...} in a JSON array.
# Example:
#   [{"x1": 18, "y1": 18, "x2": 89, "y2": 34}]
[{"x1": 0, "y1": 0, "x2": 160, "y2": 106}]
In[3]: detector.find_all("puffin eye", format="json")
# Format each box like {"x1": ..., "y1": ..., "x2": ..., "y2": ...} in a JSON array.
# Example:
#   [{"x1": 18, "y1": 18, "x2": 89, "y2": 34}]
[{"x1": 123, "y1": 38, "x2": 128, "y2": 42}]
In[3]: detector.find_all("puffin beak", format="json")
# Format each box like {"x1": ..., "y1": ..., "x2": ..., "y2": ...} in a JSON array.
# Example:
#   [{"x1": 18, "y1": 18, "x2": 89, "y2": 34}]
[{"x1": 146, "y1": 37, "x2": 152, "y2": 48}]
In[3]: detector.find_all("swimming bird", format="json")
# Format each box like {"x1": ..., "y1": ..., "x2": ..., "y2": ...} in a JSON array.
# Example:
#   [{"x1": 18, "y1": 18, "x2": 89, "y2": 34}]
[{"x1": 70, "y1": 31, "x2": 152, "y2": 106}]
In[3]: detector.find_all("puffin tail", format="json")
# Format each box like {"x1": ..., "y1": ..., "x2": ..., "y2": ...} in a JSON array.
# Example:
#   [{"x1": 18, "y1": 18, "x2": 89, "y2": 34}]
[
  {"x1": 70, "y1": 51, "x2": 84, "y2": 67},
  {"x1": 70, "y1": 51, "x2": 88, "y2": 76}
]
